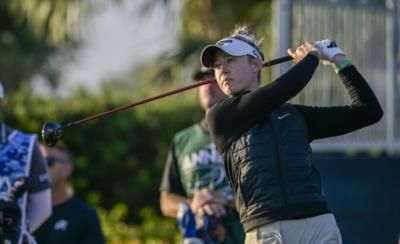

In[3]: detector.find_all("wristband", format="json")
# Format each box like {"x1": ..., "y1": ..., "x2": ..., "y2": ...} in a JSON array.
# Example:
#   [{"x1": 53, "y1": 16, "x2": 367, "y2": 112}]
[{"x1": 334, "y1": 59, "x2": 352, "y2": 73}]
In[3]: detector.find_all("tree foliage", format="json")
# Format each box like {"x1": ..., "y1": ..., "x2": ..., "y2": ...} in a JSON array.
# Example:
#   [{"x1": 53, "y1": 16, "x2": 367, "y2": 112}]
[
  {"x1": 0, "y1": 0, "x2": 91, "y2": 92},
  {"x1": 0, "y1": 3, "x2": 53, "y2": 91},
  {"x1": 139, "y1": 0, "x2": 274, "y2": 88},
  {"x1": 0, "y1": 0, "x2": 277, "y2": 240},
  {"x1": 3, "y1": 82, "x2": 202, "y2": 220},
  {"x1": 3, "y1": 0, "x2": 90, "y2": 45}
]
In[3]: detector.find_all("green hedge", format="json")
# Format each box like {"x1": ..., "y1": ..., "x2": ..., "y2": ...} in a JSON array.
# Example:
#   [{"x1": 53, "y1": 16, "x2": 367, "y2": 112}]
[{"x1": 3, "y1": 84, "x2": 203, "y2": 241}]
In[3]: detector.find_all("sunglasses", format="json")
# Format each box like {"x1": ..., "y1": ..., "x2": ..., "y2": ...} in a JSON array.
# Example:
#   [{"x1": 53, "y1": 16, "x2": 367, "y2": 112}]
[{"x1": 45, "y1": 156, "x2": 68, "y2": 167}]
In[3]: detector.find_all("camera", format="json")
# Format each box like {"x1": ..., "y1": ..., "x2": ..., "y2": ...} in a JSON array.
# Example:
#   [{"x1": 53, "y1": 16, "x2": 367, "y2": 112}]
[
  {"x1": 0, "y1": 200, "x2": 21, "y2": 242},
  {"x1": 0, "y1": 177, "x2": 28, "y2": 243}
]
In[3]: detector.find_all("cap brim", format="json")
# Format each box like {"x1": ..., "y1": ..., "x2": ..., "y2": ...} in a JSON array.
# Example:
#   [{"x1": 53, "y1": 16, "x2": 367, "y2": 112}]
[
  {"x1": 201, "y1": 44, "x2": 247, "y2": 68},
  {"x1": 200, "y1": 38, "x2": 262, "y2": 68},
  {"x1": 200, "y1": 45, "x2": 222, "y2": 68}
]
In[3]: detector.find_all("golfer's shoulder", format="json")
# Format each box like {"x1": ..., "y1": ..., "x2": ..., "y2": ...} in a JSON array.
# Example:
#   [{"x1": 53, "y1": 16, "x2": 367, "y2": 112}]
[
  {"x1": 208, "y1": 97, "x2": 234, "y2": 117},
  {"x1": 206, "y1": 98, "x2": 233, "y2": 130}
]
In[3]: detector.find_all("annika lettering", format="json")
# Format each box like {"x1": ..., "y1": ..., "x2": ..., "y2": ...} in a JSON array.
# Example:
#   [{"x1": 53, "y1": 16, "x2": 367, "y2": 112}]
[{"x1": 182, "y1": 144, "x2": 222, "y2": 171}]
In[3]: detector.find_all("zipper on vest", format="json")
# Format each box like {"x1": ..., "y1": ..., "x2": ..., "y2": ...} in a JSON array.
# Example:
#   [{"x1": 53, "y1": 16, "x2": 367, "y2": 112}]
[{"x1": 270, "y1": 122, "x2": 288, "y2": 206}]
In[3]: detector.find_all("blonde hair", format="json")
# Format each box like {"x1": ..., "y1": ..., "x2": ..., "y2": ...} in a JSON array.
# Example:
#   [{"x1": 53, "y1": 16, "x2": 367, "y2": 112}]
[
  {"x1": 231, "y1": 25, "x2": 263, "y2": 82},
  {"x1": 230, "y1": 25, "x2": 263, "y2": 48}
]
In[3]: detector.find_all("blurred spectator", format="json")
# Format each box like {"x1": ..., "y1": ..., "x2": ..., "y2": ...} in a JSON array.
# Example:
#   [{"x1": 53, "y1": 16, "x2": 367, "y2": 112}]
[
  {"x1": 0, "y1": 81, "x2": 51, "y2": 243},
  {"x1": 159, "y1": 68, "x2": 245, "y2": 243},
  {"x1": 33, "y1": 142, "x2": 104, "y2": 244}
]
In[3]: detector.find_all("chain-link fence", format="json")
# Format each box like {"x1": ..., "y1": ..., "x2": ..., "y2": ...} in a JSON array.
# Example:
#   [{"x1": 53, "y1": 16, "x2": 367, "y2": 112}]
[{"x1": 287, "y1": 0, "x2": 399, "y2": 153}]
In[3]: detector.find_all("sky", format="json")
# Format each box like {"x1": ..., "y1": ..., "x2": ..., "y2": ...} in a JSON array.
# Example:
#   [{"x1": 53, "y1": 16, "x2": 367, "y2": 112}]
[{"x1": 32, "y1": 0, "x2": 183, "y2": 96}]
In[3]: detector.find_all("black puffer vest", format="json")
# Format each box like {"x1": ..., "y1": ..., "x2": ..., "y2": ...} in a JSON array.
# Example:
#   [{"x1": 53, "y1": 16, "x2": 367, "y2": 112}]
[{"x1": 224, "y1": 103, "x2": 330, "y2": 232}]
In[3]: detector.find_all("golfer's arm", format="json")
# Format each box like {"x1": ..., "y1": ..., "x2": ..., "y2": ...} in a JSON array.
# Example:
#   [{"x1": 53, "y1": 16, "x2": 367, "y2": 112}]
[
  {"x1": 298, "y1": 65, "x2": 383, "y2": 141},
  {"x1": 236, "y1": 54, "x2": 319, "y2": 120},
  {"x1": 207, "y1": 54, "x2": 319, "y2": 152}
]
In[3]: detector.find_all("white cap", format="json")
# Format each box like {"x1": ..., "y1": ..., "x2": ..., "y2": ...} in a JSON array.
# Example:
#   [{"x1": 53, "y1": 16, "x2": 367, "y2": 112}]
[
  {"x1": 0, "y1": 82, "x2": 4, "y2": 99},
  {"x1": 200, "y1": 35, "x2": 264, "y2": 68}
]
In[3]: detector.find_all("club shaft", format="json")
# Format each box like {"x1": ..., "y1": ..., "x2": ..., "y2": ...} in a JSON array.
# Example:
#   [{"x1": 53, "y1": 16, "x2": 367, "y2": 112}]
[
  {"x1": 67, "y1": 55, "x2": 293, "y2": 127},
  {"x1": 262, "y1": 55, "x2": 293, "y2": 67},
  {"x1": 70, "y1": 79, "x2": 214, "y2": 126}
]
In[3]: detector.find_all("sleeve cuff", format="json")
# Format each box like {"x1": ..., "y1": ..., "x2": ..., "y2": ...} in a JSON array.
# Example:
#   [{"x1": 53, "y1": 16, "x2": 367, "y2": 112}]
[{"x1": 334, "y1": 59, "x2": 353, "y2": 73}]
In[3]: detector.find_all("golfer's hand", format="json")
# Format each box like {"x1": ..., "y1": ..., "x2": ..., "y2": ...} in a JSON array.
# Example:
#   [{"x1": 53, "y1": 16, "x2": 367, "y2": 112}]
[
  {"x1": 314, "y1": 39, "x2": 346, "y2": 64},
  {"x1": 287, "y1": 42, "x2": 320, "y2": 63}
]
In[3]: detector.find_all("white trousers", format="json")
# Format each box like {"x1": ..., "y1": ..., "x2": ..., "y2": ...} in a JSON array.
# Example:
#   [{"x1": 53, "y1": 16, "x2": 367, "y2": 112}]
[{"x1": 245, "y1": 214, "x2": 342, "y2": 244}]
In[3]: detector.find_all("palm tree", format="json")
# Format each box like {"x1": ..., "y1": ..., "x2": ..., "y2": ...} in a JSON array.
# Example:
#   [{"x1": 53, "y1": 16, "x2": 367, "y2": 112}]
[
  {"x1": 4, "y1": 0, "x2": 91, "y2": 45},
  {"x1": 135, "y1": 0, "x2": 273, "y2": 86},
  {"x1": 0, "y1": 0, "x2": 94, "y2": 90}
]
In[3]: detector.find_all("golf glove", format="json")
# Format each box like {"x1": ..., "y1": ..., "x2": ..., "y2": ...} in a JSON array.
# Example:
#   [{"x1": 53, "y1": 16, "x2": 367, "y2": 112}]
[{"x1": 315, "y1": 39, "x2": 345, "y2": 65}]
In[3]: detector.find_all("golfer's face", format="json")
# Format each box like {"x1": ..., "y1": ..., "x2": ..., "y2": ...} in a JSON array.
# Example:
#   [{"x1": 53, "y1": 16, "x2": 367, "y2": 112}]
[{"x1": 213, "y1": 51, "x2": 255, "y2": 96}]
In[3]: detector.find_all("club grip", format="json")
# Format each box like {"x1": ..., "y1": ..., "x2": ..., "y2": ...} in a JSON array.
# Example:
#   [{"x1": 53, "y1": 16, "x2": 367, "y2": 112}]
[{"x1": 262, "y1": 55, "x2": 293, "y2": 67}]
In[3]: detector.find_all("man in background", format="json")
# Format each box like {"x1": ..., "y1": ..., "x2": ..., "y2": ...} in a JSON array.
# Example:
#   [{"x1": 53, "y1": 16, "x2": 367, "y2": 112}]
[
  {"x1": 34, "y1": 142, "x2": 104, "y2": 244},
  {"x1": 159, "y1": 68, "x2": 244, "y2": 243},
  {"x1": 0, "y1": 81, "x2": 51, "y2": 243}
]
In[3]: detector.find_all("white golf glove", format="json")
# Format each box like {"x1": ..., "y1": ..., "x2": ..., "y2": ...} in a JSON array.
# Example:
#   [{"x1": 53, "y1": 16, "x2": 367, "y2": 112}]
[{"x1": 314, "y1": 39, "x2": 345, "y2": 65}]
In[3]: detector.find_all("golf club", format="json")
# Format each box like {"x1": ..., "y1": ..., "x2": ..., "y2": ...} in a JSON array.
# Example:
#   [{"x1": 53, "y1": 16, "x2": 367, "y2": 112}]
[{"x1": 42, "y1": 55, "x2": 293, "y2": 147}]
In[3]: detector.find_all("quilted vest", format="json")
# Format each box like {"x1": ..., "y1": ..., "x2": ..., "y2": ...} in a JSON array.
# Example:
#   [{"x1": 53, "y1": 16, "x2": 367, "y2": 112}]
[{"x1": 225, "y1": 104, "x2": 327, "y2": 232}]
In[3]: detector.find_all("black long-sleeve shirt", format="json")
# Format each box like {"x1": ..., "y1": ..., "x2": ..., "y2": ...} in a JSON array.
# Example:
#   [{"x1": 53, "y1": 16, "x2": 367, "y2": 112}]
[{"x1": 206, "y1": 54, "x2": 383, "y2": 154}]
